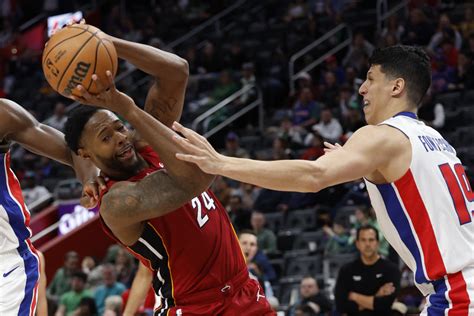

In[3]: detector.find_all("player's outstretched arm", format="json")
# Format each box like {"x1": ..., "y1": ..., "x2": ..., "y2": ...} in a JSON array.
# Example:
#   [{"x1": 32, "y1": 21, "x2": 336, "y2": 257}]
[
  {"x1": 0, "y1": 99, "x2": 100, "y2": 188},
  {"x1": 173, "y1": 122, "x2": 404, "y2": 192}
]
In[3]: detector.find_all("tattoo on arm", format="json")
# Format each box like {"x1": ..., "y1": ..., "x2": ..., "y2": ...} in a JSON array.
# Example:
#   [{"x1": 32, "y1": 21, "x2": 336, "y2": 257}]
[{"x1": 101, "y1": 170, "x2": 193, "y2": 227}]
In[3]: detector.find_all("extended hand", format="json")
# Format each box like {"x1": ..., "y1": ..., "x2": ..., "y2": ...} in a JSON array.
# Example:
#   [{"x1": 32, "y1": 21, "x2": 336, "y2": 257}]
[
  {"x1": 80, "y1": 176, "x2": 107, "y2": 209},
  {"x1": 71, "y1": 70, "x2": 136, "y2": 115},
  {"x1": 323, "y1": 141, "x2": 342, "y2": 154},
  {"x1": 171, "y1": 121, "x2": 224, "y2": 175}
]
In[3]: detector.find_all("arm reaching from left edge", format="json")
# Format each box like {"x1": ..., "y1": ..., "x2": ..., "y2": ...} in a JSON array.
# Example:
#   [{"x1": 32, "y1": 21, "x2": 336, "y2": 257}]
[{"x1": 0, "y1": 99, "x2": 101, "y2": 203}]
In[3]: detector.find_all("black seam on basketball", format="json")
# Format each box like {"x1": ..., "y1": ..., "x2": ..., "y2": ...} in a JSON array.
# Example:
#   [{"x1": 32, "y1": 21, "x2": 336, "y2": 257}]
[
  {"x1": 56, "y1": 31, "x2": 100, "y2": 91},
  {"x1": 101, "y1": 38, "x2": 116, "y2": 75},
  {"x1": 87, "y1": 40, "x2": 101, "y2": 91},
  {"x1": 43, "y1": 25, "x2": 90, "y2": 62}
]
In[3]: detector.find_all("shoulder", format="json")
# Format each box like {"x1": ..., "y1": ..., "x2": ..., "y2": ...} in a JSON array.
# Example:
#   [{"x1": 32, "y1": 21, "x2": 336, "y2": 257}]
[
  {"x1": 347, "y1": 125, "x2": 409, "y2": 155},
  {"x1": 379, "y1": 258, "x2": 400, "y2": 271}
]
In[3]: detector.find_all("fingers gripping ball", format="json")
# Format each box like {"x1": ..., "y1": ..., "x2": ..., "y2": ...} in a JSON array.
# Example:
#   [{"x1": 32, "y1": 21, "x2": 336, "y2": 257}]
[{"x1": 42, "y1": 24, "x2": 118, "y2": 98}]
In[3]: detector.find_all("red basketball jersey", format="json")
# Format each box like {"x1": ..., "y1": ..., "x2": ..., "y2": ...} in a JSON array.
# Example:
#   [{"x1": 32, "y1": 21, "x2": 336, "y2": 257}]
[{"x1": 99, "y1": 146, "x2": 247, "y2": 308}]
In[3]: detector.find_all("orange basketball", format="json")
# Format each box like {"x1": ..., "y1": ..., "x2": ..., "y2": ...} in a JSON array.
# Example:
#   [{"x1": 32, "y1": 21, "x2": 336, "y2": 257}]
[{"x1": 42, "y1": 24, "x2": 118, "y2": 98}]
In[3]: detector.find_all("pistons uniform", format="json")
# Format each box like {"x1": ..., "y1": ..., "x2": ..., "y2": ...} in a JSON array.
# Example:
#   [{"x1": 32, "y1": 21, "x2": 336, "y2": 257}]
[
  {"x1": 0, "y1": 141, "x2": 40, "y2": 316},
  {"x1": 100, "y1": 146, "x2": 274, "y2": 316},
  {"x1": 364, "y1": 112, "x2": 474, "y2": 315}
]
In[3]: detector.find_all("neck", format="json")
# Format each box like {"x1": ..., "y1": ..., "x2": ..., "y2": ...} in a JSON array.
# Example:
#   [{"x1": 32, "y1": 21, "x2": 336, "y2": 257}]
[
  {"x1": 103, "y1": 156, "x2": 148, "y2": 180},
  {"x1": 361, "y1": 253, "x2": 380, "y2": 265}
]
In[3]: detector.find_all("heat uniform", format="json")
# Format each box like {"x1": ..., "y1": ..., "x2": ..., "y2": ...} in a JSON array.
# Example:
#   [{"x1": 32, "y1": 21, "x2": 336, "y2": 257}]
[
  {"x1": 100, "y1": 146, "x2": 274, "y2": 316},
  {"x1": 364, "y1": 112, "x2": 474, "y2": 315},
  {"x1": 0, "y1": 141, "x2": 40, "y2": 316}
]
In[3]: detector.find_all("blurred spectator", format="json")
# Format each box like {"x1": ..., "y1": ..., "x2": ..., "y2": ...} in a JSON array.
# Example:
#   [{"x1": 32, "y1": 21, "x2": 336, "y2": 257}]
[
  {"x1": 114, "y1": 247, "x2": 137, "y2": 288},
  {"x1": 48, "y1": 251, "x2": 80, "y2": 302},
  {"x1": 335, "y1": 225, "x2": 401, "y2": 315},
  {"x1": 311, "y1": 108, "x2": 343, "y2": 143},
  {"x1": 291, "y1": 87, "x2": 321, "y2": 130},
  {"x1": 238, "y1": 230, "x2": 276, "y2": 293},
  {"x1": 196, "y1": 41, "x2": 222, "y2": 74},
  {"x1": 284, "y1": 0, "x2": 310, "y2": 22},
  {"x1": 81, "y1": 256, "x2": 97, "y2": 275},
  {"x1": 239, "y1": 62, "x2": 257, "y2": 105},
  {"x1": 211, "y1": 175, "x2": 232, "y2": 207},
  {"x1": 223, "y1": 41, "x2": 247, "y2": 71},
  {"x1": 251, "y1": 211, "x2": 277, "y2": 255},
  {"x1": 324, "y1": 217, "x2": 354, "y2": 256},
  {"x1": 103, "y1": 295, "x2": 123, "y2": 316},
  {"x1": 343, "y1": 32, "x2": 375, "y2": 72},
  {"x1": 402, "y1": 8, "x2": 435, "y2": 46},
  {"x1": 55, "y1": 272, "x2": 92, "y2": 316},
  {"x1": 324, "y1": 55, "x2": 345, "y2": 84},
  {"x1": 319, "y1": 71, "x2": 340, "y2": 109},
  {"x1": 453, "y1": 50, "x2": 474, "y2": 90},
  {"x1": 379, "y1": 15, "x2": 405, "y2": 43},
  {"x1": 21, "y1": 171, "x2": 50, "y2": 210},
  {"x1": 418, "y1": 91, "x2": 445, "y2": 129},
  {"x1": 350, "y1": 207, "x2": 390, "y2": 258},
  {"x1": 221, "y1": 131, "x2": 250, "y2": 158},
  {"x1": 93, "y1": 264, "x2": 126, "y2": 315},
  {"x1": 238, "y1": 182, "x2": 260, "y2": 210},
  {"x1": 428, "y1": 13, "x2": 462, "y2": 52},
  {"x1": 431, "y1": 44, "x2": 457, "y2": 93},
  {"x1": 301, "y1": 132, "x2": 325, "y2": 161},
  {"x1": 272, "y1": 115, "x2": 304, "y2": 149},
  {"x1": 44, "y1": 102, "x2": 67, "y2": 131},
  {"x1": 288, "y1": 276, "x2": 332, "y2": 316},
  {"x1": 271, "y1": 136, "x2": 292, "y2": 160},
  {"x1": 458, "y1": 7, "x2": 474, "y2": 38},
  {"x1": 227, "y1": 191, "x2": 252, "y2": 232},
  {"x1": 72, "y1": 297, "x2": 97, "y2": 316}
]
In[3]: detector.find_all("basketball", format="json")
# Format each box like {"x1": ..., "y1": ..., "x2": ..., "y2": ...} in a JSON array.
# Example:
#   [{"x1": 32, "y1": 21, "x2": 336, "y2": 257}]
[{"x1": 42, "y1": 24, "x2": 118, "y2": 98}]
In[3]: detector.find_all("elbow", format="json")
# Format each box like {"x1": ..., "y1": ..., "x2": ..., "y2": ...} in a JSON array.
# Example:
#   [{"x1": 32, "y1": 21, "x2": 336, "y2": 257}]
[
  {"x1": 176, "y1": 57, "x2": 189, "y2": 81},
  {"x1": 304, "y1": 163, "x2": 327, "y2": 193}
]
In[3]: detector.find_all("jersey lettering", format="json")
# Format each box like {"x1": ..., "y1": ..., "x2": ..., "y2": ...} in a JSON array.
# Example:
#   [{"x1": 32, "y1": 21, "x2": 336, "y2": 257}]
[
  {"x1": 439, "y1": 163, "x2": 473, "y2": 225},
  {"x1": 191, "y1": 192, "x2": 216, "y2": 228}
]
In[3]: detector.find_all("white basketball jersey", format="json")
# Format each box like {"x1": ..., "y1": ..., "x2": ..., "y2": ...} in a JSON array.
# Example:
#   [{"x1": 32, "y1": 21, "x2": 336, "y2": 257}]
[{"x1": 364, "y1": 112, "x2": 474, "y2": 295}]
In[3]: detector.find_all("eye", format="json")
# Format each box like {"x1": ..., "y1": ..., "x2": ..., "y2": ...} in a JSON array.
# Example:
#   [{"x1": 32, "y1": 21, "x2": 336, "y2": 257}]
[
  {"x1": 117, "y1": 125, "x2": 127, "y2": 132},
  {"x1": 102, "y1": 135, "x2": 111, "y2": 142}
]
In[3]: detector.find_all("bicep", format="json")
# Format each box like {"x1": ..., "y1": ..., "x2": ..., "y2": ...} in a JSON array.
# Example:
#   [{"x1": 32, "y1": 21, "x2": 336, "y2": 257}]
[
  {"x1": 101, "y1": 171, "x2": 193, "y2": 228},
  {"x1": 314, "y1": 126, "x2": 389, "y2": 188},
  {"x1": 14, "y1": 123, "x2": 72, "y2": 166},
  {"x1": 144, "y1": 79, "x2": 186, "y2": 127}
]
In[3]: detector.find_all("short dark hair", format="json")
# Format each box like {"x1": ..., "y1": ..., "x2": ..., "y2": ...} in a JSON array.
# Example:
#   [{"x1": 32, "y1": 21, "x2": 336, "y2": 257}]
[
  {"x1": 356, "y1": 224, "x2": 379, "y2": 241},
  {"x1": 369, "y1": 45, "x2": 431, "y2": 108},
  {"x1": 64, "y1": 105, "x2": 101, "y2": 154},
  {"x1": 72, "y1": 271, "x2": 88, "y2": 282}
]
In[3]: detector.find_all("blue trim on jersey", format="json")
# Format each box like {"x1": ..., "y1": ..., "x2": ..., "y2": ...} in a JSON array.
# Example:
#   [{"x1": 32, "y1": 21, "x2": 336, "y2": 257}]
[
  {"x1": 18, "y1": 246, "x2": 39, "y2": 316},
  {"x1": 376, "y1": 183, "x2": 429, "y2": 284},
  {"x1": 427, "y1": 278, "x2": 449, "y2": 316},
  {"x1": 0, "y1": 154, "x2": 39, "y2": 315},
  {"x1": 0, "y1": 154, "x2": 30, "y2": 244},
  {"x1": 394, "y1": 111, "x2": 417, "y2": 119}
]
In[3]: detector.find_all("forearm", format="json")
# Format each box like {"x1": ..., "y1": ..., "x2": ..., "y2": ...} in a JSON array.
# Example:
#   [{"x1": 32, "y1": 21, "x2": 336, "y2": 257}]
[
  {"x1": 125, "y1": 107, "x2": 213, "y2": 194},
  {"x1": 123, "y1": 264, "x2": 152, "y2": 316},
  {"x1": 217, "y1": 157, "x2": 322, "y2": 192},
  {"x1": 109, "y1": 36, "x2": 188, "y2": 82},
  {"x1": 71, "y1": 153, "x2": 99, "y2": 184},
  {"x1": 349, "y1": 292, "x2": 374, "y2": 310}
]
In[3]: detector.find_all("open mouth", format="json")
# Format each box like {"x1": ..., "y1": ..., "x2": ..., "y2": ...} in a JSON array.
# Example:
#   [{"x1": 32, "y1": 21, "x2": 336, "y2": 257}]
[{"x1": 117, "y1": 145, "x2": 134, "y2": 160}]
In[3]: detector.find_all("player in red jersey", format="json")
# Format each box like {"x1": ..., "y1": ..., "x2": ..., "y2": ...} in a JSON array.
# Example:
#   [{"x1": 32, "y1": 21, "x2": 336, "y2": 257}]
[{"x1": 63, "y1": 28, "x2": 274, "y2": 316}]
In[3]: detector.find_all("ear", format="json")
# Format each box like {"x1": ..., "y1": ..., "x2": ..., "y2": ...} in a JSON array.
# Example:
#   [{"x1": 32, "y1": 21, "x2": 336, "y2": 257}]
[
  {"x1": 391, "y1": 78, "x2": 405, "y2": 97},
  {"x1": 77, "y1": 148, "x2": 91, "y2": 159}
]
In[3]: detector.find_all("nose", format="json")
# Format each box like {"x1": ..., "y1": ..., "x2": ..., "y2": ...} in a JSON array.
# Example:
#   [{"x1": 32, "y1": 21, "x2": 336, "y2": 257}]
[{"x1": 359, "y1": 80, "x2": 367, "y2": 96}]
